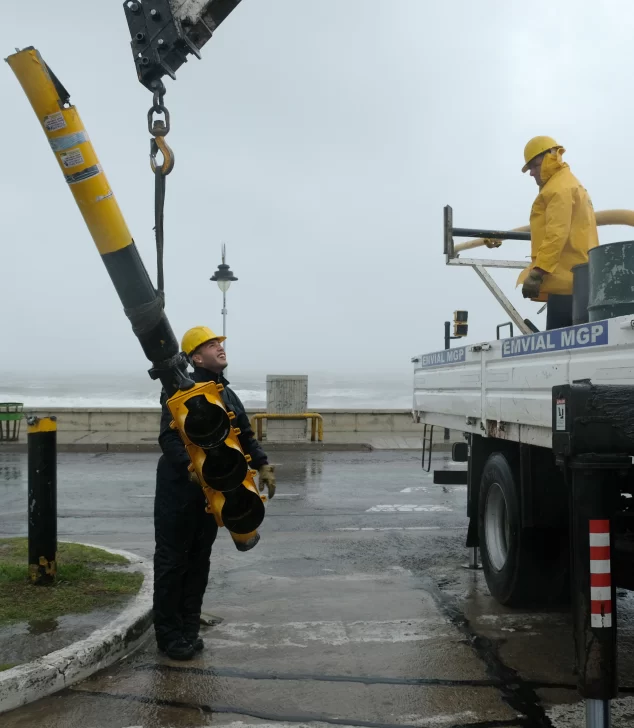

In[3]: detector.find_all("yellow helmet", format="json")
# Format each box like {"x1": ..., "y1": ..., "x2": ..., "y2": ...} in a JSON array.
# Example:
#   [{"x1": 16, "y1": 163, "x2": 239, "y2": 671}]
[
  {"x1": 181, "y1": 326, "x2": 226, "y2": 355},
  {"x1": 522, "y1": 135, "x2": 560, "y2": 173}
]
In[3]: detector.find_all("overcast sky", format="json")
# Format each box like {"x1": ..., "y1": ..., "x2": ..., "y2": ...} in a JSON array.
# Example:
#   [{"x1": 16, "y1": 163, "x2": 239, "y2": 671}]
[{"x1": 3, "y1": 0, "x2": 634, "y2": 378}]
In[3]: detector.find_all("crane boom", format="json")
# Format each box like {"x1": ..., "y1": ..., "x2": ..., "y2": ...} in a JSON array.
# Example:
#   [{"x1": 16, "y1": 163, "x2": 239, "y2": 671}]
[{"x1": 7, "y1": 37, "x2": 265, "y2": 551}]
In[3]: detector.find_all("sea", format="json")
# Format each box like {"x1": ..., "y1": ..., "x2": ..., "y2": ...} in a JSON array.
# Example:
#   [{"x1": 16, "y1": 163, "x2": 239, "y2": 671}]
[{"x1": 0, "y1": 371, "x2": 413, "y2": 411}]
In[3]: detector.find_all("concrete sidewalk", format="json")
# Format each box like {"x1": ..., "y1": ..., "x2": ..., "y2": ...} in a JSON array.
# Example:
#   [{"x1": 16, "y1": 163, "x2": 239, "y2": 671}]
[
  {"x1": 0, "y1": 429, "x2": 460, "y2": 453},
  {"x1": 3, "y1": 450, "x2": 622, "y2": 727}
]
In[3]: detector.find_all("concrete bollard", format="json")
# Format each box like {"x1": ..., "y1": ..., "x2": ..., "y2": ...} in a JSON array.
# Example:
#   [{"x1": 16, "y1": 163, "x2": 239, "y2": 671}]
[{"x1": 266, "y1": 375, "x2": 308, "y2": 441}]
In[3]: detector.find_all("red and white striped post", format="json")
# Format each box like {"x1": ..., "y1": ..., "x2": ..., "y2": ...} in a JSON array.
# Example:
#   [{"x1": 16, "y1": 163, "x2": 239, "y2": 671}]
[{"x1": 589, "y1": 519, "x2": 612, "y2": 630}]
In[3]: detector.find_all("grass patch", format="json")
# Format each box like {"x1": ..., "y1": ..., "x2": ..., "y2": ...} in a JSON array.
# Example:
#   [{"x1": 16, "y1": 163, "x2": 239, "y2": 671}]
[
  {"x1": 0, "y1": 539, "x2": 142, "y2": 626},
  {"x1": 0, "y1": 664, "x2": 16, "y2": 672},
  {"x1": 0, "y1": 539, "x2": 128, "y2": 566}
]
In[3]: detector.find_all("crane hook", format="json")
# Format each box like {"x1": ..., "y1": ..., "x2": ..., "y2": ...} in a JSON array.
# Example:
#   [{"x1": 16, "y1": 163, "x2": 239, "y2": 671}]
[{"x1": 150, "y1": 134, "x2": 175, "y2": 176}]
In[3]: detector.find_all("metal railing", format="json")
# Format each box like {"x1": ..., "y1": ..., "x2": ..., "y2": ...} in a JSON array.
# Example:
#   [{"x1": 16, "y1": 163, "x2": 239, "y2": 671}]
[
  {"x1": 443, "y1": 205, "x2": 533, "y2": 335},
  {"x1": 251, "y1": 413, "x2": 324, "y2": 443},
  {"x1": 0, "y1": 403, "x2": 24, "y2": 442}
]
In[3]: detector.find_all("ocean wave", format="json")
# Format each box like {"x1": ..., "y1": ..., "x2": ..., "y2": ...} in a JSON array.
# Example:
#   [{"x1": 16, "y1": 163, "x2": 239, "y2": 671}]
[
  {"x1": 0, "y1": 380, "x2": 410, "y2": 410},
  {"x1": 314, "y1": 388, "x2": 377, "y2": 399}
]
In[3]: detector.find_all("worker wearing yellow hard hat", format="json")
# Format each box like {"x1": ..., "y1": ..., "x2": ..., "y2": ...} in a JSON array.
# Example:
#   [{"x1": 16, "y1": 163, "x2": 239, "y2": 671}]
[
  {"x1": 517, "y1": 136, "x2": 598, "y2": 330},
  {"x1": 181, "y1": 325, "x2": 225, "y2": 355},
  {"x1": 152, "y1": 324, "x2": 275, "y2": 661}
]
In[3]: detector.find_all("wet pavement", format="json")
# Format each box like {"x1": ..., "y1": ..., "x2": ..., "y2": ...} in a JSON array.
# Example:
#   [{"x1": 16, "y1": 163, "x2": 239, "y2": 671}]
[
  {"x1": 0, "y1": 607, "x2": 122, "y2": 665},
  {"x1": 2, "y1": 450, "x2": 634, "y2": 727}
]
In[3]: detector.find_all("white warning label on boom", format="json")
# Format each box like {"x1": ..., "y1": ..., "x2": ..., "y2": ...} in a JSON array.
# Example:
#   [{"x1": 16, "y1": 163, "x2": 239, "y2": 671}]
[
  {"x1": 43, "y1": 112, "x2": 66, "y2": 132},
  {"x1": 60, "y1": 148, "x2": 85, "y2": 169}
]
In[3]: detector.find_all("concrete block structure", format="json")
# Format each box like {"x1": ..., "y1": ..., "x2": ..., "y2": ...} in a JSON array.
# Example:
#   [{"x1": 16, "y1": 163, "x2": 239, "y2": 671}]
[{"x1": 266, "y1": 375, "x2": 308, "y2": 442}]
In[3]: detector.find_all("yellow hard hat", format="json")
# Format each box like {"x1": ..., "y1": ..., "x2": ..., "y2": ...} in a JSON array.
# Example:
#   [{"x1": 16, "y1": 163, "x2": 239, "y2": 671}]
[
  {"x1": 522, "y1": 135, "x2": 560, "y2": 173},
  {"x1": 181, "y1": 326, "x2": 226, "y2": 355}
]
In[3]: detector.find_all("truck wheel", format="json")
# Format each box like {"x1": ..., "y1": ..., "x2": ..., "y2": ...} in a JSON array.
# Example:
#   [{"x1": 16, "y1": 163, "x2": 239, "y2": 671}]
[
  {"x1": 478, "y1": 452, "x2": 568, "y2": 607},
  {"x1": 479, "y1": 452, "x2": 536, "y2": 606}
]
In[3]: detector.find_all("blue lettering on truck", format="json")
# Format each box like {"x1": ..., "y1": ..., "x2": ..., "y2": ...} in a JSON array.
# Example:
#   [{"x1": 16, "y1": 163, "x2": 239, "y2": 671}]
[
  {"x1": 419, "y1": 347, "x2": 466, "y2": 368},
  {"x1": 501, "y1": 321, "x2": 608, "y2": 358}
]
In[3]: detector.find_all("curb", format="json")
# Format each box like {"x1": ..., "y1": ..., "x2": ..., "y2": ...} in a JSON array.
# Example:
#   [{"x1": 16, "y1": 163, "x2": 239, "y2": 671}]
[
  {"x1": 0, "y1": 442, "x2": 374, "y2": 453},
  {"x1": 260, "y1": 442, "x2": 373, "y2": 452},
  {"x1": 0, "y1": 543, "x2": 153, "y2": 715},
  {"x1": 0, "y1": 442, "x2": 455, "y2": 454},
  {"x1": 0, "y1": 443, "x2": 161, "y2": 454}
]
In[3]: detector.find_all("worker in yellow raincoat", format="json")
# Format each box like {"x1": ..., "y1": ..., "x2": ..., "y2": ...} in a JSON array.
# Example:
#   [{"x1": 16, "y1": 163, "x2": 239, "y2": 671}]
[{"x1": 518, "y1": 136, "x2": 598, "y2": 330}]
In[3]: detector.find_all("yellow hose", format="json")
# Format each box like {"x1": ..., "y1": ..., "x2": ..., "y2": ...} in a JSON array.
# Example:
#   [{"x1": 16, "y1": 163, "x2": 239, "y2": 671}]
[{"x1": 453, "y1": 209, "x2": 634, "y2": 254}]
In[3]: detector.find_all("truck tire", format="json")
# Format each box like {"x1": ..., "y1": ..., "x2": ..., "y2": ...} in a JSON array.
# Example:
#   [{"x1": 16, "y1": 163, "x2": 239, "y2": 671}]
[{"x1": 478, "y1": 452, "x2": 568, "y2": 607}]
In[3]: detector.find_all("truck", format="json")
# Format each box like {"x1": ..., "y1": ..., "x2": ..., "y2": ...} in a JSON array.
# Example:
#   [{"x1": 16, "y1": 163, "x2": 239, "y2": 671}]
[{"x1": 412, "y1": 207, "x2": 634, "y2": 728}]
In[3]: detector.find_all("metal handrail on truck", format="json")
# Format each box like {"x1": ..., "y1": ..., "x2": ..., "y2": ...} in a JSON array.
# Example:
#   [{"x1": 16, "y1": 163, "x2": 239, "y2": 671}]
[
  {"x1": 443, "y1": 205, "x2": 533, "y2": 335},
  {"x1": 443, "y1": 205, "x2": 634, "y2": 336}
]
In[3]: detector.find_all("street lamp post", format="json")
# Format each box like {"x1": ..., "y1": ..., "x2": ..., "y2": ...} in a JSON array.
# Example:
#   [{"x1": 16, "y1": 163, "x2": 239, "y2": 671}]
[{"x1": 210, "y1": 244, "x2": 238, "y2": 350}]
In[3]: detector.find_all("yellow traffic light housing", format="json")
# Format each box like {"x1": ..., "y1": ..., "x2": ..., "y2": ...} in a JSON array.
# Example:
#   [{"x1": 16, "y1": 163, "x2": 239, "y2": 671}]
[
  {"x1": 453, "y1": 310, "x2": 468, "y2": 338},
  {"x1": 167, "y1": 380, "x2": 265, "y2": 551}
]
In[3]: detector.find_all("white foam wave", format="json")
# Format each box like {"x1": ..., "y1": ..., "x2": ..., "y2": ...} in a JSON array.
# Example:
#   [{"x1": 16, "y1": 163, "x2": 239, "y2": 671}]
[{"x1": 0, "y1": 377, "x2": 411, "y2": 409}]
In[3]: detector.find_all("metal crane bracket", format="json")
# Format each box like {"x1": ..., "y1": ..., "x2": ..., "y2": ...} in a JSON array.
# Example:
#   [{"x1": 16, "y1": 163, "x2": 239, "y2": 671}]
[{"x1": 123, "y1": 0, "x2": 243, "y2": 90}]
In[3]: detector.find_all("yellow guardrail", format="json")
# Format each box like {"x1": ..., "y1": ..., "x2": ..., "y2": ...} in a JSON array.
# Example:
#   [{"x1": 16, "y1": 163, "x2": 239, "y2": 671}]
[{"x1": 251, "y1": 413, "x2": 324, "y2": 443}]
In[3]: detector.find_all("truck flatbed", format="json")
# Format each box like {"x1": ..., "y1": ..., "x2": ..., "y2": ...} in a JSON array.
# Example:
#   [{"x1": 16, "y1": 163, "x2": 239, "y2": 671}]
[{"x1": 413, "y1": 315, "x2": 634, "y2": 448}]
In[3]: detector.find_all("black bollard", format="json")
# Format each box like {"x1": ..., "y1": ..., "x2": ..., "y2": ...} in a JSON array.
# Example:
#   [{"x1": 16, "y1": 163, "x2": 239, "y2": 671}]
[{"x1": 27, "y1": 416, "x2": 57, "y2": 585}]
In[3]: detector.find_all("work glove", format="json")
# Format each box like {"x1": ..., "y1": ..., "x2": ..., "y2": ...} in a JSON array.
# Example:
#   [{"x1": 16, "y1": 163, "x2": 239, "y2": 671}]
[
  {"x1": 522, "y1": 269, "x2": 545, "y2": 299},
  {"x1": 483, "y1": 238, "x2": 502, "y2": 249},
  {"x1": 258, "y1": 464, "x2": 276, "y2": 499}
]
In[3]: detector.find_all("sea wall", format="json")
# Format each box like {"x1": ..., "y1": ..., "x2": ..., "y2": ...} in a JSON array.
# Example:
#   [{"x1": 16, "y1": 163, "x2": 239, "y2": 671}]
[{"x1": 22, "y1": 408, "x2": 422, "y2": 434}]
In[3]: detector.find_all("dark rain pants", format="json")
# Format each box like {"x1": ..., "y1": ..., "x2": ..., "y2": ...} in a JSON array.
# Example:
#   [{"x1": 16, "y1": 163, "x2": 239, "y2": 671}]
[
  {"x1": 153, "y1": 455, "x2": 218, "y2": 646},
  {"x1": 546, "y1": 293, "x2": 574, "y2": 331}
]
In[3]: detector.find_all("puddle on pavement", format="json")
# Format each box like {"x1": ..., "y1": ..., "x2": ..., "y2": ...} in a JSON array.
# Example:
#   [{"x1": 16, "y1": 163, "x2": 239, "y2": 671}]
[
  {"x1": 0, "y1": 607, "x2": 120, "y2": 665},
  {"x1": 27, "y1": 618, "x2": 59, "y2": 635}
]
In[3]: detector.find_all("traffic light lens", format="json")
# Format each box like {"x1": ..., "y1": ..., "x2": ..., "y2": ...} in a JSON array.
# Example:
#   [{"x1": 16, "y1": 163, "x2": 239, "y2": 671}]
[
  {"x1": 183, "y1": 395, "x2": 230, "y2": 448},
  {"x1": 201, "y1": 445, "x2": 249, "y2": 492},
  {"x1": 222, "y1": 486, "x2": 266, "y2": 534}
]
